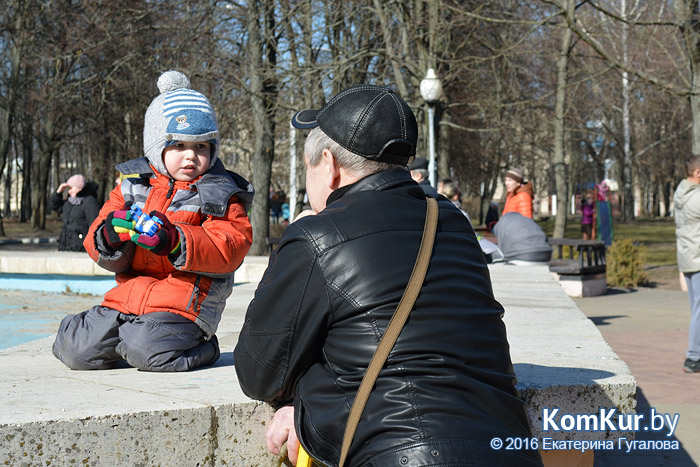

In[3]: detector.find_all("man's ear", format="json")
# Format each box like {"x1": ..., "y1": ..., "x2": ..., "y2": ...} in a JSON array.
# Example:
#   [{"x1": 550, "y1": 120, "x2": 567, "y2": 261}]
[{"x1": 321, "y1": 148, "x2": 342, "y2": 190}]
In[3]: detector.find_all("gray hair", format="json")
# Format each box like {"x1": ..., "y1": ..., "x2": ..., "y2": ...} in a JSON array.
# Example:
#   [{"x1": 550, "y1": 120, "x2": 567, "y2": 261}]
[
  {"x1": 411, "y1": 169, "x2": 429, "y2": 182},
  {"x1": 304, "y1": 128, "x2": 405, "y2": 177}
]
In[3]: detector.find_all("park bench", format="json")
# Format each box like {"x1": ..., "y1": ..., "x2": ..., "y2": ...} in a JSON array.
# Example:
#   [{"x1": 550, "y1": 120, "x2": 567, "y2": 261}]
[{"x1": 548, "y1": 238, "x2": 607, "y2": 297}]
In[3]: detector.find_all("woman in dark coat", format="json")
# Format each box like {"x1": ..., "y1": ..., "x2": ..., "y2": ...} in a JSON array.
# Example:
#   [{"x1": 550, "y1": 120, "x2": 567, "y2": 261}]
[{"x1": 49, "y1": 174, "x2": 100, "y2": 252}]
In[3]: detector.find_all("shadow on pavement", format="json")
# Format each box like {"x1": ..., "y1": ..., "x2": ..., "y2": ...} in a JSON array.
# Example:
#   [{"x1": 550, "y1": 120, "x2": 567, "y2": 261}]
[
  {"x1": 594, "y1": 388, "x2": 695, "y2": 466},
  {"x1": 603, "y1": 288, "x2": 639, "y2": 296},
  {"x1": 589, "y1": 315, "x2": 629, "y2": 326}
]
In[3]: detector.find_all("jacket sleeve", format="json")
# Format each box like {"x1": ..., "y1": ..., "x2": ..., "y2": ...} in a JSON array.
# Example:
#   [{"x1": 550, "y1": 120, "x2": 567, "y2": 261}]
[
  {"x1": 234, "y1": 224, "x2": 332, "y2": 409},
  {"x1": 173, "y1": 197, "x2": 253, "y2": 275},
  {"x1": 49, "y1": 192, "x2": 64, "y2": 214},
  {"x1": 83, "y1": 185, "x2": 134, "y2": 273}
]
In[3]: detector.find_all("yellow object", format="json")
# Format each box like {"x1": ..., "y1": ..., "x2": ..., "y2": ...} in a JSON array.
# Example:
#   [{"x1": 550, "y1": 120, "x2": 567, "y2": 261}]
[
  {"x1": 278, "y1": 442, "x2": 316, "y2": 467},
  {"x1": 297, "y1": 445, "x2": 314, "y2": 467},
  {"x1": 297, "y1": 446, "x2": 314, "y2": 467}
]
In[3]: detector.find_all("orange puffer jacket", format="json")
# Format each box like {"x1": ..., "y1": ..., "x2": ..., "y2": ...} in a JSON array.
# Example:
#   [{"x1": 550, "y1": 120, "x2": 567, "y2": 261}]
[
  {"x1": 84, "y1": 157, "x2": 254, "y2": 337},
  {"x1": 502, "y1": 182, "x2": 533, "y2": 219}
]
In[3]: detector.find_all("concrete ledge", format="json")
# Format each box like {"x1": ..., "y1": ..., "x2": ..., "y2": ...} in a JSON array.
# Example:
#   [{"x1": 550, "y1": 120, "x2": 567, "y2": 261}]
[
  {"x1": 0, "y1": 250, "x2": 270, "y2": 283},
  {"x1": 0, "y1": 259, "x2": 636, "y2": 465},
  {"x1": 551, "y1": 271, "x2": 608, "y2": 298}
]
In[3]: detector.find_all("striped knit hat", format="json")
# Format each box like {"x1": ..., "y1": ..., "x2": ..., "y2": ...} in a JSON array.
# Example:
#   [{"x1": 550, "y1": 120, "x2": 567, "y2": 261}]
[
  {"x1": 505, "y1": 168, "x2": 524, "y2": 184},
  {"x1": 143, "y1": 70, "x2": 219, "y2": 176}
]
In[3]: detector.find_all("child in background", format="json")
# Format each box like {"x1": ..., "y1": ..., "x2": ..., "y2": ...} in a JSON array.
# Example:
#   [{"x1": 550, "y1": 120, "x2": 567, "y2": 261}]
[
  {"x1": 53, "y1": 71, "x2": 254, "y2": 372},
  {"x1": 581, "y1": 192, "x2": 595, "y2": 240}
]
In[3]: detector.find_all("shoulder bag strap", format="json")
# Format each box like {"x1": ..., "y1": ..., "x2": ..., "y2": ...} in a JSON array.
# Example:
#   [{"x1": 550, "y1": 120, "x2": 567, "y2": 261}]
[{"x1": 338, "y1": 197, "x2": 439, "y2": 467}]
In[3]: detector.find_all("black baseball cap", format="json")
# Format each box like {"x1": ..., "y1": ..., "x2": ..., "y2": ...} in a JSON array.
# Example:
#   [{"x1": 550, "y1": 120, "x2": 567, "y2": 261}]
[
  {"x1": 409, "y1": 156, "x2": 429, "y2": 171},
  {"x1": 291, "y1": 85, "x2": 418, "y2": 165}
]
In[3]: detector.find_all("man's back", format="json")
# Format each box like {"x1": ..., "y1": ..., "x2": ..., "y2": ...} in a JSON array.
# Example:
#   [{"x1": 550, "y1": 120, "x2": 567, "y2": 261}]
[
  {"x1": 674, "y1": 178, "x2": 700, "y2": 272},
  {"x1": 235, "y1": 169, "x2": 540, "y2": 466}
]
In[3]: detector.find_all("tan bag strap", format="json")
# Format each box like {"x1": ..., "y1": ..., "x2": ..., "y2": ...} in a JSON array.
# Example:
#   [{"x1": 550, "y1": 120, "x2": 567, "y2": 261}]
[{"x1": 338, "y1": 197, "x2": 439, "y2": 467}]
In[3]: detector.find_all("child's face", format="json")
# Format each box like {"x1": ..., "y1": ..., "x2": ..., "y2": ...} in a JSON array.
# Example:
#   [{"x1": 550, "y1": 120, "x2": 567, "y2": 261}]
[{"x1": 163, "y1": 141, "x2": 211, "y2": 182}]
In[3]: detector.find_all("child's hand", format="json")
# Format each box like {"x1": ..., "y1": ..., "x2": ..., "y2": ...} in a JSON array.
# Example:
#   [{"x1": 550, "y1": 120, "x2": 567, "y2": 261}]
[
  {"x1": 103, "y1": 209, "x2": 136, "y2": 249},
  {"x1": 131, "y1": 210, "x2": 180, "y2": 256}
]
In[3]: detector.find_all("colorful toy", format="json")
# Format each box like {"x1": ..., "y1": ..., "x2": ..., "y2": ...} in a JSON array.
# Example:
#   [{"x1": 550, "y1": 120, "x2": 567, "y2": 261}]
[{"x1": 130, "y1": 205, "x2": 163, "y2": 236}]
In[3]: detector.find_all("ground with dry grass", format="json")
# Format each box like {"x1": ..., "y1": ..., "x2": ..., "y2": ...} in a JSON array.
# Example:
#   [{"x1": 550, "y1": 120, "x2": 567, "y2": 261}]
[{"x1": 0, "y1": 216, "x2": 62, "y2": 240}]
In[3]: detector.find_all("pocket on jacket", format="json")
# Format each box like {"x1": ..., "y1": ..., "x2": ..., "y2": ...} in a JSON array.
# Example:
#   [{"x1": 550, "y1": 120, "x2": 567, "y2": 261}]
[{"x1": 145, "y1": 273, "x2": 201, "y2": 313}]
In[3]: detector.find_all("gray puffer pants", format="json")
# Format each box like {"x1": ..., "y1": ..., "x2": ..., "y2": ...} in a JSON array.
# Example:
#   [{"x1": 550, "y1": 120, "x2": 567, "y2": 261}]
[{"x1": 53, "y1": 306, "x2": 220, "y2": 372}]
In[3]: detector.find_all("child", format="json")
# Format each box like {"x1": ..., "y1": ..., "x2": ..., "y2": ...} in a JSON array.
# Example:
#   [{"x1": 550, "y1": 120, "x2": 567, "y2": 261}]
[
  {"x1": 52, "y1": 71, "x2": 254, "y2": 372},
  {"x1": 581, "y1": 193, "x2": 595, "y2": 240}
]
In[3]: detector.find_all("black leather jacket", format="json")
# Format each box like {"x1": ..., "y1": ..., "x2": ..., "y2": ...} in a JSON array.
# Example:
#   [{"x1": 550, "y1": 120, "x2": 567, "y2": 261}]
[{"x1": 235, "y1": 169, "x2": 542, "y2": 467}]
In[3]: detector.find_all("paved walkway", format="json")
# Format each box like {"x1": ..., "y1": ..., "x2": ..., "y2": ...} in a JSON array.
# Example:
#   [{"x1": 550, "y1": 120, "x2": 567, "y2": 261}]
[{"x1": 574, "y1": 288, "x2": 700, "y2": 466}]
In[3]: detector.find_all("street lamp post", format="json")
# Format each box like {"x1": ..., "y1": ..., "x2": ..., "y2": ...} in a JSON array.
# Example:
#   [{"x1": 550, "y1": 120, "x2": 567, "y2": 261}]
[{"x1": 420, "y1": 68, "x2": 443, "y2": 188}]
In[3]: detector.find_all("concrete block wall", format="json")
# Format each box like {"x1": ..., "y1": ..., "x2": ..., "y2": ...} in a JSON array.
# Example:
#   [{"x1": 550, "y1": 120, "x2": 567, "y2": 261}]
[{"x1": 0, "y1": 255, "x2": 636, "y2": 465}]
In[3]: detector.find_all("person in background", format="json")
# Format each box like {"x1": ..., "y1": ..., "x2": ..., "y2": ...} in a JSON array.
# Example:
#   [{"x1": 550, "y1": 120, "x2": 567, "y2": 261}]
[
  {"x1": 493, "y1": 212, "x2": 552, "y2": 265},
  {"x1": 440, "y1": 181, "x2": 471, "y2": 222},
  {"x1": 52, "y1": 70, "x2": 254, "y2": 372},
  {"x1": 673, "y1": 155, "x2": 700, "y2": 374},
  {"x1": 502, "y1": 167, "x2": 533, "y2": 218},
  {"x1": 270, "y1": 185, "x2": 284, "y2": 224},
  {"x1": 485, "y1": 200, "x2": 499, "y2": 232},
  {"x1": 437, "y1": 177, "x2": 454, "y2": 195},
  {"x1": 581, "y1": 192, "x2": 595, "y2": 240},
  {"x1": 235, "y1": 84, "x2": 542, "y2": 467},
  {"x1": 409, "y1": 156, "x2": 439, "y2": 196},
  {"x1": 50, "y1": 174, "x2": 100, "y2": 252}
]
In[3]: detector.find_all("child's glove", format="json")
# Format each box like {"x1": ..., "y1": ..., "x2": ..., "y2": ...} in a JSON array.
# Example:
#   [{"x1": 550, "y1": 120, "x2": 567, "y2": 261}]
[
  {"x1": 131, "y1": 210, "x2": 180, "y2": 256},
  {"x1": 103, "y1": 209, "x2": 137, "y2": 249}
]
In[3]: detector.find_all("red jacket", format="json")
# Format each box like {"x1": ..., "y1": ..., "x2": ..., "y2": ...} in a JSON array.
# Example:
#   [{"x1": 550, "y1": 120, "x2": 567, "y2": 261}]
[
  {"x1": 502, "y1": 182, "x2": 533, "y2": 219},
  {"x1": 84, "y1": 157, "x2": 253, "y2": 337}
]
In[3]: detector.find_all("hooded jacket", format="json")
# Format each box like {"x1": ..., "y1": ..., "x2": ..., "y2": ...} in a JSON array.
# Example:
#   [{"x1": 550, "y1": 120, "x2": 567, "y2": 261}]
[
  {"x1": 674, "y1": 178, "x2": 700, "y2": 273},
  {"x1": 234, "y1": 169, "x2": 541, "y2": 467},
  {"x1": 84, "y1": 157, "x2": 253, "y2": 336},
  {"x1": 493, "y1": 212, "x2": 552, "y2": 263},
  {"x1": 502, "y1": 181, "x2": 534, "y2": 218}
]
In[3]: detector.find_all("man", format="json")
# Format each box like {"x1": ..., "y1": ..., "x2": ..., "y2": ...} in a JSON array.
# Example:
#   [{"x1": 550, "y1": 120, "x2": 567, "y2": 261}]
[
  {"x1": 409, "y1": 156, "x2": 439, "y2": 196},
  {"x1": 673, "y1": 155, "x2": 700, "y2": 373},
  {"x1": 234, "y1": 85, "x2": 542, "y2": 466}
]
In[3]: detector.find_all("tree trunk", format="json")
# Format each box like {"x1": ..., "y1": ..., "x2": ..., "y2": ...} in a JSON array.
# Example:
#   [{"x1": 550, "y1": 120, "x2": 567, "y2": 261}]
[
  {"x1": 31, "y1": 145, "x2": 54, "y2": 230},
  {"x1": 552, "y1": 0, "x2": 574, "y2": 239},
  {"x1": 692, "y1": 58, "x2": 700, "y2": 156},
  {"x1": 18, "y1": 113, "x2": 32, "y2": 224},
  {"x1": 246, "y1": 0, "x2": 278, "y2": 256},
  {"x1": 4, "y1": 163, "x2": 12, "y2": 217}
]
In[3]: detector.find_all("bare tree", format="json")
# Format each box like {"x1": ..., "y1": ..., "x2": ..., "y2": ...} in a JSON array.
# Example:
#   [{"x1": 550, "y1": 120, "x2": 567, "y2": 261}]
[{"x1": 246, "y1": 0, "x2": 279, "y2": 255}]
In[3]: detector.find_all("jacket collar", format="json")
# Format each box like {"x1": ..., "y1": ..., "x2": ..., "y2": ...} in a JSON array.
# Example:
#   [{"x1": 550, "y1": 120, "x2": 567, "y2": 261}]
[{"x1": 326, "y1": 168, "x2": 413, "y2": 205}]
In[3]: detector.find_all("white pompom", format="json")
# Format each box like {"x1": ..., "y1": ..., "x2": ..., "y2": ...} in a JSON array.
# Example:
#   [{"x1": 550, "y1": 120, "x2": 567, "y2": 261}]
[{"x1": 157, "y1": 70, "x2": 191, "y2": 94}]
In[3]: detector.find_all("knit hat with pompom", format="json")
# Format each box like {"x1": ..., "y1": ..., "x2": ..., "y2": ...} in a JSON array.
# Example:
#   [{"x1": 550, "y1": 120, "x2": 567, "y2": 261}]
[{"x1": 143, "y1": 70, "x2": 219, "y2": 177}]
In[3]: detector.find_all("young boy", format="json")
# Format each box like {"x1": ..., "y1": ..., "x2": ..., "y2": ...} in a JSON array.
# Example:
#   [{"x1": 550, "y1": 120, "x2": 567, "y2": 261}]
[{"x1": 53, "y1": 71, "x2": 254, "y2": 372}]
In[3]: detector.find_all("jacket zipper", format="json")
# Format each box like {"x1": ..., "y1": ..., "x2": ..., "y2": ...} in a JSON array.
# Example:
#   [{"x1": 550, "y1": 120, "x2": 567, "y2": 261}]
[
  {"x1": 166, "y1": 178, "x2": 175, "y2": 199},
  {"x1": 185, "y1": 274, "x2": 202, "y2": 314}
]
